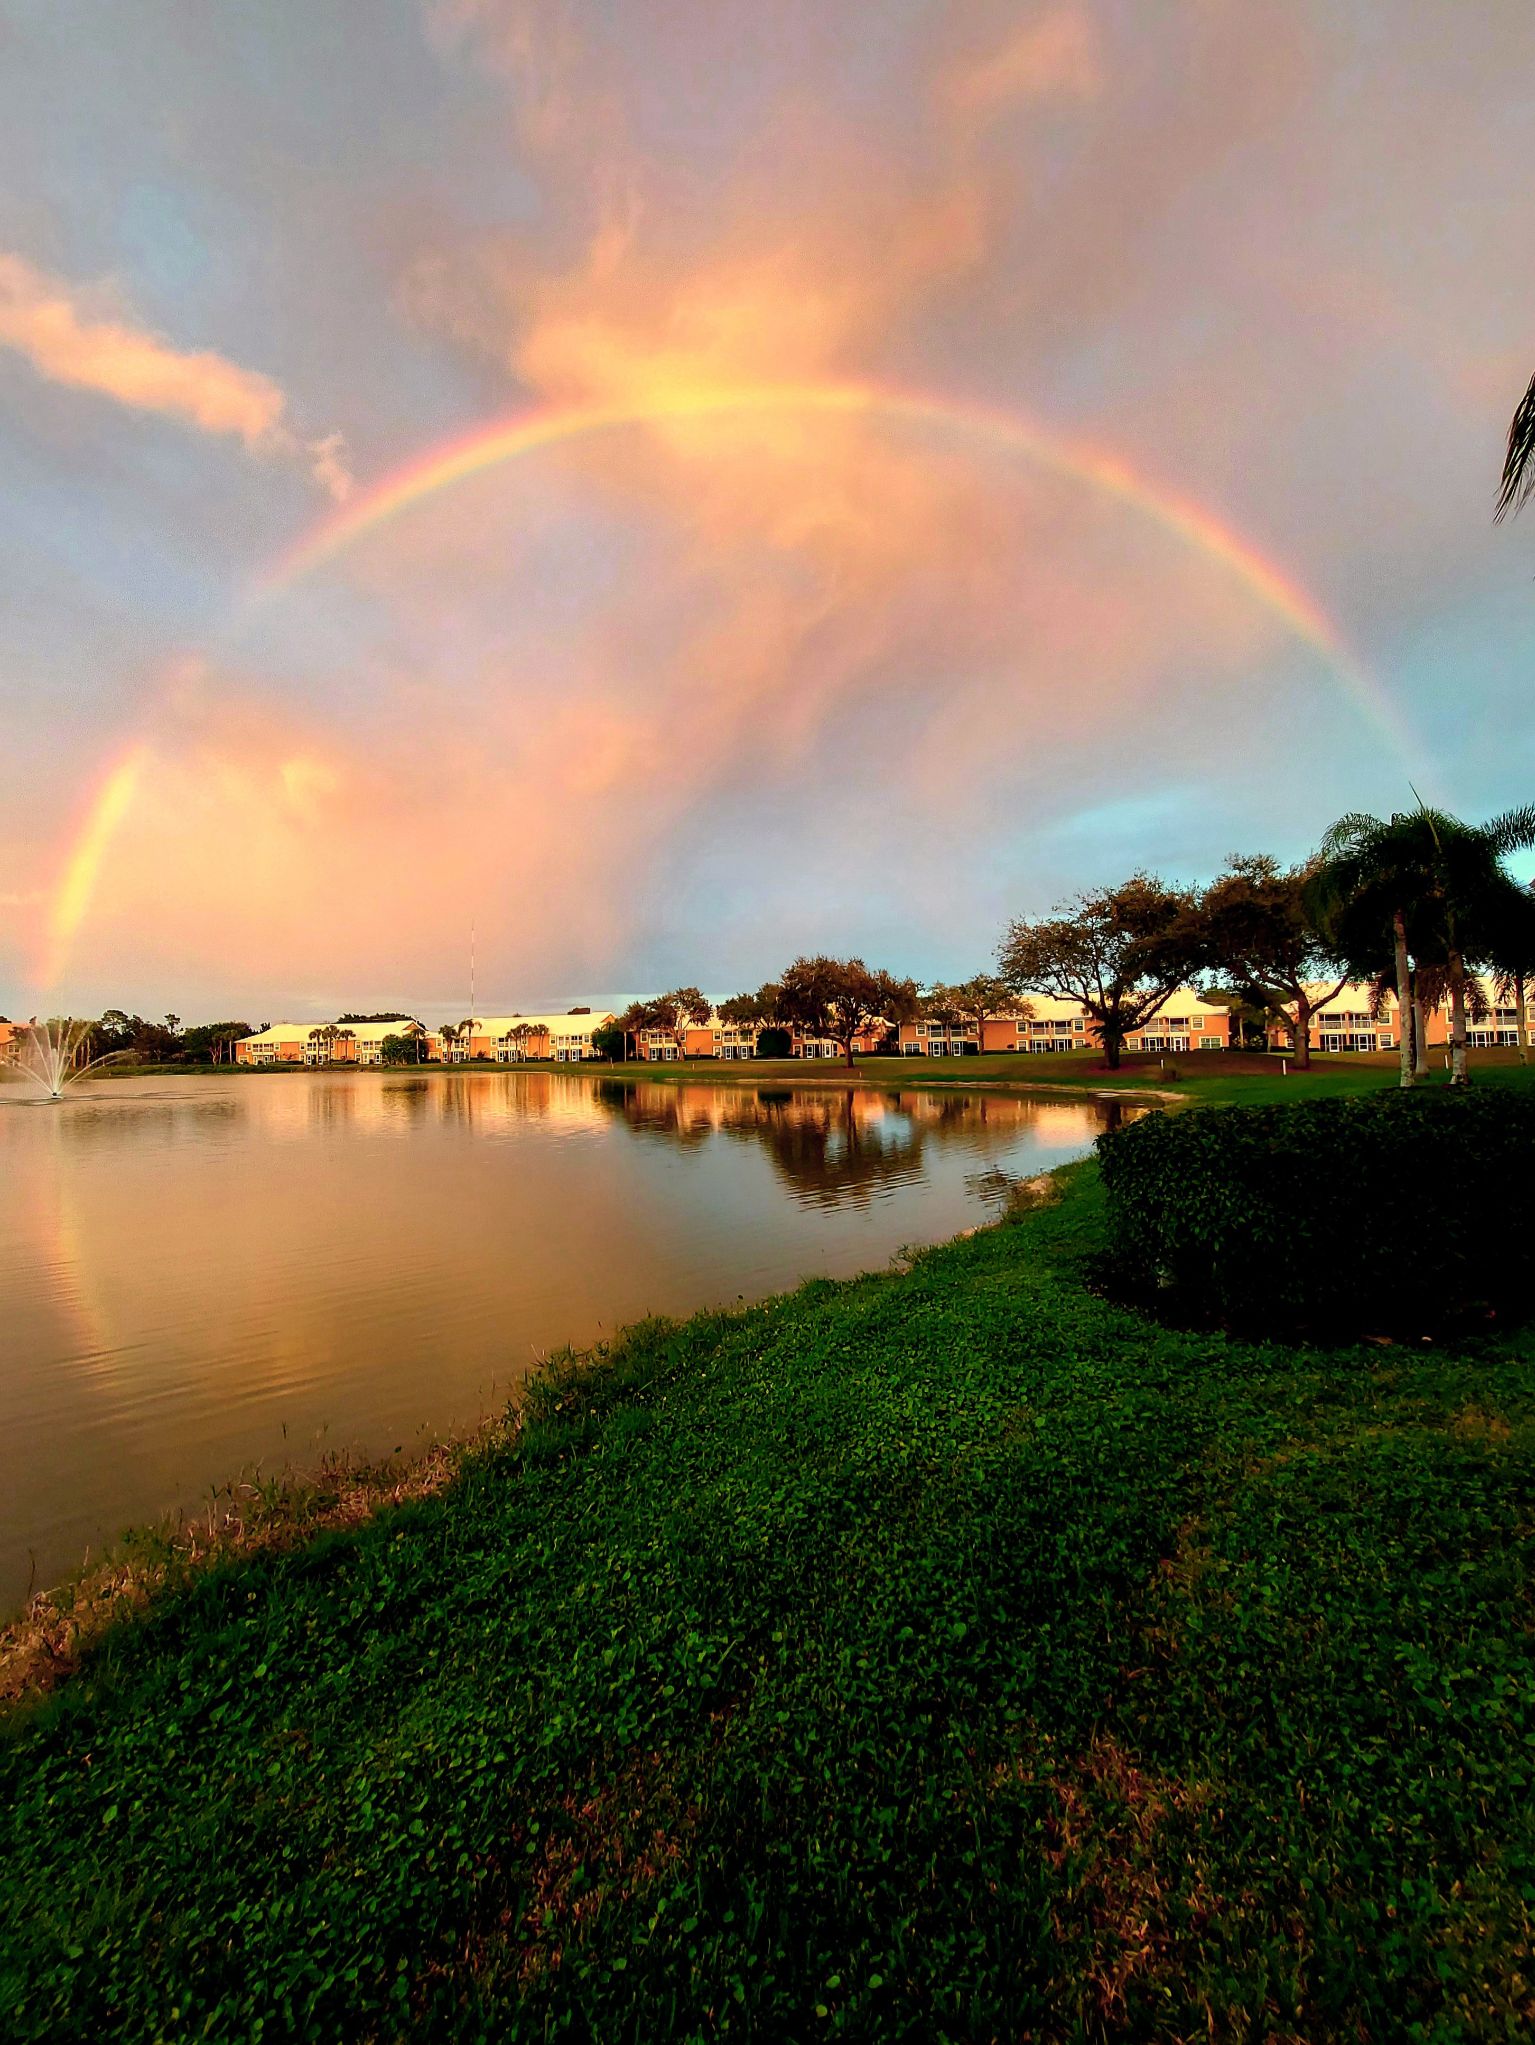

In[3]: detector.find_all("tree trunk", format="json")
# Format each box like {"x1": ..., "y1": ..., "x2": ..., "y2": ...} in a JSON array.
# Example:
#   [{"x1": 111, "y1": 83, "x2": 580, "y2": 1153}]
[
  {"x1": 1412, "y1": 990, "x2": 1429, "y2": 1079},
  {"x1": 1291, "y1": 997, "x2": 1311, "y2": 1069},
  {"x1": 843, "y1": 1036, "x2": 856, "y2": 1069},
  {"x1": 1448, "y1": 951, "x2": 1469, "y2": 1085},
  {"x1": 1393, "y1": 909, "x2": 1415, "y2": 1089},
  {"x1": 1102, "y1": 1033, "x2": 1122, "y2": 1070},
  {"x1": 1517, "y1": 973, "x2": 1529, "y2": 1065}
]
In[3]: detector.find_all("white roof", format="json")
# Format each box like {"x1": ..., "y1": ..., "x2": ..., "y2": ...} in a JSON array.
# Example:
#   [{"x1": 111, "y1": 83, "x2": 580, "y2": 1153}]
[
  {"x1": 463, "y1": 1012, "x2": 615, "y2": 1036},
  {"x1": 240, "y1": 1023, "x2": 316, "y2": 1045},
  {"x1": 344, "y1": 1018, "x2": 424, "y2": 1045}
]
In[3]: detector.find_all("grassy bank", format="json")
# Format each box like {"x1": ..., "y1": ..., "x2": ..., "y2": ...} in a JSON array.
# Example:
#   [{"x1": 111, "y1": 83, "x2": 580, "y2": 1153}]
[{"x1": 4, "y1": 1105, "x2": 1535, "y2": 2038}]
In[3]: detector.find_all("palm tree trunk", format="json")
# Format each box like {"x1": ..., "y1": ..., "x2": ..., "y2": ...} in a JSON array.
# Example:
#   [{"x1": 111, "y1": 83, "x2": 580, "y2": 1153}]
[
  {"x1": 1393, "y1": 909, "x2": 1415, "y2": 1089},
  {"x1": 1412, "y1": 980, "x2": 1429, "y2": 1079},
  {"x1": 1448, "y1": 950, "x2": 1470, "y2": 1085},
  {"x1": 1518, "y1": 973, "x2": 1529, "y2": 1065}
]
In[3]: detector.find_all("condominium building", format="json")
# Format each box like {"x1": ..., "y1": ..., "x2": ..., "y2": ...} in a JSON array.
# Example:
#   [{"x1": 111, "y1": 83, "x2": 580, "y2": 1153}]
[
  {"x1": 454, "y1": 1013, "x2": 617, "y2": 1063},
  {"x1": 234, "y1": 1024, "x2": 314, "y2": 1065},
  {"x1": 1121, "y1": 991, "x2": 1236, "y2": 1054}
]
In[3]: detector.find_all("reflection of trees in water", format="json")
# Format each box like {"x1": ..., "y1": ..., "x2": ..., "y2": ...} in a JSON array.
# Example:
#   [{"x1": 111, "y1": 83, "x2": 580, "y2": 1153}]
[{"x1": 584, "y1": 1082, "x2": 1124, "y2": 1210}]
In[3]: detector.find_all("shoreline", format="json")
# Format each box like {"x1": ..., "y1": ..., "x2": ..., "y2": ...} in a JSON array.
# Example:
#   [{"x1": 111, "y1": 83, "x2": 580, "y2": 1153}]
[
  {"x1": 0, "y1": 1157, "x2": 1077, "y2": 1695},
  {"x1": 5, "y1": 1137, "x2": 1534, "y2": 2036}
]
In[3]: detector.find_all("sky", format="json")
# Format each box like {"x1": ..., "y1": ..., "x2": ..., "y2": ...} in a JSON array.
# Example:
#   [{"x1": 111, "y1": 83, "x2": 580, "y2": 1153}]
[{"x1": 2, "y1": 0, "x2": 1534, "y2": 1024}]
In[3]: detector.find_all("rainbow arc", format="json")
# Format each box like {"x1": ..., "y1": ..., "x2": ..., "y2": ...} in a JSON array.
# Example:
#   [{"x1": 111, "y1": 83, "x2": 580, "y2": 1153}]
[{"x1": 40, "y1": 380, "x2": 1412, "y2": 989}]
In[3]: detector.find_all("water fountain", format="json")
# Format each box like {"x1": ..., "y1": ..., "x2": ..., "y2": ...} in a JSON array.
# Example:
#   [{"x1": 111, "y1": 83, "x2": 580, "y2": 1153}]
[{"x1": 4, "y1": 1019, "x2": 126, "y2": 1100}]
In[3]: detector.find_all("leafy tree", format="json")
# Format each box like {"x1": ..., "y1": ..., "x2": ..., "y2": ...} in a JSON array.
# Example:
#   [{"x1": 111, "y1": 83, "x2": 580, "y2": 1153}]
[
  {"x1": 1310, "y1": 805, "x2": 1535, "y2": 1087},
  {"x1": 754, "y1": 1025, "x2": 793, "y2": 1059},
  {"x1": 180, "y1": 1021, "x2": 251, "y2": 1065},
  {"x1": 776, "y1": 956, "x2": 918, "y2": 1068},
  {"x1": 590, "y1": 1023, "x2": 626, "y2": 1062},
  {"x1": 93, "y1": 1010, "x2": 138, "y2": 1057},
  {"x1": 1199, "y1": 855, "x2": 1348, "y2": 1070},
  {"x1": 624, "y1": 990, "x2": 712, "y2": 1057},
  {"x1": 719, "y1": 983, "x2": 781, "y2": 1027},
  {"x1": 337, "y1": 1012, "x2": 412, "y2": 1025},
  {"x1": 378, "y1": 1034, "x2": 415, "y2": 1065},
  {"x1": 614, "y1": 999, "x2": 665, "y2": 1061},
  {"x1": 127, "y1": 1018, "x2": 180, "y2": 1064},
  {"x1": 657, "y1": 988, "x2": 712, "y2": 1054},
  {"x1": 718, "y1": 984, "x2": 781, "y2": 1058},
  {"x1": 998, "y1": 874, "x2": 1202, "y2": 1070},
  {"x1": 922, "y1": 975, "x2": 1026, "y2": 1054}
]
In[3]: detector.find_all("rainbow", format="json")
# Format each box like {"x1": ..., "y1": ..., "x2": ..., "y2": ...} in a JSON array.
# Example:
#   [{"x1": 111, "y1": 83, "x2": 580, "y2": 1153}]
[
  {"x1": 261, "y1": 376, "x2": 1408, "y2": 752},
  {"x1": 41, "y1": 380, "x2": 1416, "y2": 988},
  {"x1": 40, "y1": 745, "x2": 149, "y2": 992}
]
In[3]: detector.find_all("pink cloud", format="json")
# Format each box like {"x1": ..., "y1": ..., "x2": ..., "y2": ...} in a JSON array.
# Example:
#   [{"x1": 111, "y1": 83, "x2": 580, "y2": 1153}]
[
  {"x1": 939, "y1": 7, "x2": 1103, "y2": 125},
  {"x1": 0, "y1": 252, "x2": 351, "y2": 497}
]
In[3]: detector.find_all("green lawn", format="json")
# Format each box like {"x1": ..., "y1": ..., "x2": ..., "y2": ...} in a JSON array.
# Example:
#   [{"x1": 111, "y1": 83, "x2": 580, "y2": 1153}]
[{"x1": 4, "y1": 1082, "x2": 1535, "y2": 2039}]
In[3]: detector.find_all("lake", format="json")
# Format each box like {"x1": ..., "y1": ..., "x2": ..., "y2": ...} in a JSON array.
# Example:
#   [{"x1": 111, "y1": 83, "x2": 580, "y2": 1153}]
[{"x1": 0, "y1": 1069, "x2": 1136, "y2": 1610}]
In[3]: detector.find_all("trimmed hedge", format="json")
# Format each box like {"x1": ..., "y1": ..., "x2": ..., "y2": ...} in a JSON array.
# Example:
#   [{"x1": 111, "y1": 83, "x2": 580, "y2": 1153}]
[{"x1": 1097, "y1": 1088, "x2": 1535, "y2": 1334}]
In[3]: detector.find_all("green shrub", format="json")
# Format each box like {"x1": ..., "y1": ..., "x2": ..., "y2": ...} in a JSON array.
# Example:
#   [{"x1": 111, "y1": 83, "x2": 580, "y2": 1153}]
[{"x1": 1097, "y1": 1088, "x2": 1535, "y2": 1335}]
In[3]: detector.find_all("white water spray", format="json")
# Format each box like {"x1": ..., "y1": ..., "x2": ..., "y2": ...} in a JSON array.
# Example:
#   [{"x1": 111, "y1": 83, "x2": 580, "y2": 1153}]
[{"x1": 4, "y1": 1019, "x2": 126, "y2": 1100}]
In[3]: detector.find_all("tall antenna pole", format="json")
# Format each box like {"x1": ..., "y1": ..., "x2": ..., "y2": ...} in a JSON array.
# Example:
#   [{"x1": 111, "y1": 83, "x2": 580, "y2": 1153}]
[{"x1": 470, "y1": 920, "x2": 476, "y2": 1021}]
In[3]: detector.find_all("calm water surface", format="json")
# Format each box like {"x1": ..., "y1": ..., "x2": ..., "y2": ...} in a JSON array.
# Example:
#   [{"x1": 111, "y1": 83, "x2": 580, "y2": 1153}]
[{"x1": 0, "y1": 1069, "x2": 1135, "y2": 1609}]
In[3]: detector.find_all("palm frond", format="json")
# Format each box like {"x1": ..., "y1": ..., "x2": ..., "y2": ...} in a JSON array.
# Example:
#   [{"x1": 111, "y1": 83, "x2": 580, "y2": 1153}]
[
  {"x1": 1316, "y1": 811, "x2": 1382, "y2": 858},
  {"x1": 1483, "y1": 804, "x2": 1535, "y2": 855},
  {"x1": 1496, "y1": 370, "x2": 1535, "y2": 520}
]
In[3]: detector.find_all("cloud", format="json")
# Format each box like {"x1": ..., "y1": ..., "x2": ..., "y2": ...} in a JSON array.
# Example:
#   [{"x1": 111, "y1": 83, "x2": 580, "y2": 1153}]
[
  {"x1": 31, "y1": 1, "x2": 1487, "y2": 1009},
  {"x1": 0, "y1": 251, "x2": 350, "y2": 495},
  {"x1": 939, "y1": 6, "x2": 1103, "y2": 126}
]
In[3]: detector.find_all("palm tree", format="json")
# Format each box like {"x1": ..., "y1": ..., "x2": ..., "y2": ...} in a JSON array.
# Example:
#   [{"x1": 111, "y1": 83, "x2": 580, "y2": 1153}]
[
  {"x1": 1487, "y1": 879, "x2": 1535, "y2": 1066},
  {"x1": 1311, "y1": 805, "x2": 1535, "y2": 1086},
  {"x1": 1497, "y1": 372, "x2": 1535, "y2": 520}
]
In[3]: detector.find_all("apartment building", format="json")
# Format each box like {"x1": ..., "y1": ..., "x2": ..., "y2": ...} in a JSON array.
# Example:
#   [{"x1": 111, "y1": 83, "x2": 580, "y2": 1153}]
[
  {"x1": 636, "y1": 1015, "x2": 885, "y2": 1060},
  {"x1": 1121, "y1": 991, "x2": 1236, "y2": 1054},
  {"x1": 234, "y1": 1024, "x2": 313, "y2": 1065},
  {"x1": 898, "y1": 988, "x2": 1235, "y2": 1056},
  {"x1": 349, "y1": 1019, "x2": 426, "y2": 1064},
  {"x1": 454, "y1": 1013, "x2": 617, "y2": 1063}
]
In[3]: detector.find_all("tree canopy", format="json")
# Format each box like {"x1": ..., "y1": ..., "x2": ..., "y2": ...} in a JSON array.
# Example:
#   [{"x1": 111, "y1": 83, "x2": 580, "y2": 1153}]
[
  {"x1": 1199, "y1": 855, "x2": 1347, "y2": 1070},
  {"x1": 998, "y1": 874, "x2": 1201, "y2": 1070},
  {"x1": 775, "y1": 956, "x2": 918, "y2": 1067}
]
